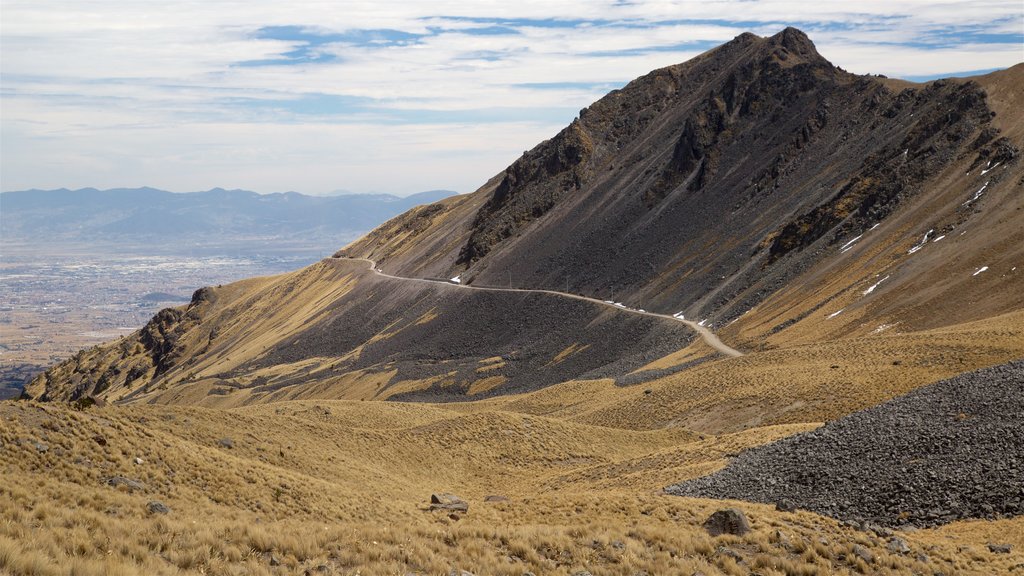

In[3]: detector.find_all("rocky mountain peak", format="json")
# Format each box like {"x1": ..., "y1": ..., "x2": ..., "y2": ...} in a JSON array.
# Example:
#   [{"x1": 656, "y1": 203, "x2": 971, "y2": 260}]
[{"x1": 770, "y1": 27, "x2": 818, "y2": 55}]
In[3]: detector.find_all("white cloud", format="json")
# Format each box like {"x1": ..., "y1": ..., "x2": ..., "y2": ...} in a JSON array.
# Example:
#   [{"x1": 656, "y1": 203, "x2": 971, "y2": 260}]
[{"x1": 2, "y1": 0, "x2": 1022, "y2": 194}]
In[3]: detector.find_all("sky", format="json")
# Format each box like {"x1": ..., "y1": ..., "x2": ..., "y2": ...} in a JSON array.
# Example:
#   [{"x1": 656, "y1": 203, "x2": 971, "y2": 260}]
[{"x1": 2, "y1": 1, "x2": 1022, "y2": 196}]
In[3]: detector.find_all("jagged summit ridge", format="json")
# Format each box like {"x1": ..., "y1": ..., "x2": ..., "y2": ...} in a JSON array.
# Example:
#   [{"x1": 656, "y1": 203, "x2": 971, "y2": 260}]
[
  {"x1": 343, "y1": 28, "x2": 1017, "y2": 338},
  {"x1": 452, "y1": 27, "x2": 839, "y2": 268}
]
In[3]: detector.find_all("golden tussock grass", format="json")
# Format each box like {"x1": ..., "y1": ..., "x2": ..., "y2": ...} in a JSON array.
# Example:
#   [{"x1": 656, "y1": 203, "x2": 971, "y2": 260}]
[{"x1": 2, "y1": 398, "x2": 1019, "y2": 575}]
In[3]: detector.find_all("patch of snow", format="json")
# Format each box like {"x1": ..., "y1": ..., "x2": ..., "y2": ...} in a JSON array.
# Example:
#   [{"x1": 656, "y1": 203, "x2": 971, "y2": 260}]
[
  {"x1": 604, "y1": 300, "x2": 614, "y2": 304},
  {"x1": 981, "y1": 162, "x2": 1000, "y2": 175},
  {"x1": 673, "y1": 311, "x2": 685, "y2": 319},
  {"x1": 840, "y1": 234, "x2": 863, "y2": 253},
  {"x1": 450, "y1": 275, "x2": 461, "y2": 284},
  {"x1": 862, "y1": 275, "x2": 890, "y2": 295},
  {"x1": 872, "y1": 323, "x2": 896, "y2": 334},
  {"x1": 972, "y1": 266, "x2": 988, "y2": 276},
  {"x1": 932, "y1": 235, "x2": 945, "y2": 243},
  {"x1": 869, "y1": 223, "x2": 880, "y2": 231},
  {"x1": 698, "y1": 319, "x2": 707, "y2": 327},
  {"x1": 826, "y1": 309, "x2": 845, "y2": 319},
  {"x1": 614, "y1": 302, "x2": 625, "y2": 308},
  {"x1": 638, "y1": 309, "x2": 646, "y2": 313},
  {"x1": 907, "y1": 229, "x2": 933, "y2": 254},
  {"x1": 963, "y1": 181, "x2": 989, "y2": 206}
]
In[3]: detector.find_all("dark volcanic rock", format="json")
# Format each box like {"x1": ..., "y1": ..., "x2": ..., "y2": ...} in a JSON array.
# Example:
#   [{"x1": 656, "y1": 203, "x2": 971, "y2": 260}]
[
  {"x1": 703, "y1": 508, "x2": 751, "y2": 536},
  {"x1": 666, "y1": 360, "x2": 1024, "y2": 528}
]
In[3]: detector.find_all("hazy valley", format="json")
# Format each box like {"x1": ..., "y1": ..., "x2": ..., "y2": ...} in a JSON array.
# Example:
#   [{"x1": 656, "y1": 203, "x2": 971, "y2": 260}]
[{"x1": 0, "y1": 188, "x2": 455, "y2": 398}]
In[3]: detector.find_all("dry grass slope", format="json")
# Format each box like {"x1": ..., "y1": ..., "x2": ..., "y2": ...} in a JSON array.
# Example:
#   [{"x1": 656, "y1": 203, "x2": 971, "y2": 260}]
[{"x1": 2, "y1": 400, "x2": 1021, "y2": 575}]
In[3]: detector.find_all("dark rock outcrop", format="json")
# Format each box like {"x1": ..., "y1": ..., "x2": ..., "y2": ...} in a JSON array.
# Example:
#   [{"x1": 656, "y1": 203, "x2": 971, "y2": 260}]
[
  {"x1": 429, "y1": 493, "x2": 468, "y2": 513},
  {"x1": 703, "y1": 508, "x2": 751, "y2": 536}
]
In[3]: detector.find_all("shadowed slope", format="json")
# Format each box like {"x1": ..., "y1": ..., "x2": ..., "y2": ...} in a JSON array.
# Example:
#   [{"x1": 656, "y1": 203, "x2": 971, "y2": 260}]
[{"x1": 26, "y1": 259, "x2": 694, "y2": 404}]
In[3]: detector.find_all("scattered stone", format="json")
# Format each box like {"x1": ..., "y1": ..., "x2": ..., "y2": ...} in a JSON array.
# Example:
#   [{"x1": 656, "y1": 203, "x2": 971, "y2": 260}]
[
  {"x1": 667, "y1": 360, "x2": 1024, "y2": 529},
  {"x1": 217, "y1": 437, "x2": 234, "y2": 449},
  {"x1": 852, "y1": 544, "x2": 875, "y2": 564},
  {"x1": 34, "y1": 442, "x2": 49, "y2": 453},
  {"x1": 92, "y1": 435, "x2": 107, "y2": 446},
  {"x1": 610, "y1": 540, "x2": 626, "y2": 550},
  {"x1": 147, "y1": 500, "x2": 169, "y2": 514},
  {"x1": 448, "y1": 570, "x2": 474, "y2": 576},
  {"x1": 270, "y1": 555, "x2": 281, "y2": 566},
  {"x1": 989, "y1": 543, "x2": 1012, "y2": 554},
  {"x1": 773, "y1": 529, "x2": 792, "y2": 549},
  {"x1": 105, "y1": 476, "x2": 145, "y2": 492},
  {"x1": 887, "y1": 537, "x2": 910, "y2": 554},
  {"x1": 572, "y1": 571, "x2": 593, "y2": 576},
  {"x1": 703, "y1": 508, "x2": 751, "y2": 536},
  {"x1": 133, "y1": 457, "x2": 144, "y2": 465},
  {"x1": 430, "y1": 493, "x2": 468, "y2": 512},
  {"x1": 716, "y1": 546, "x2": 744, "y2": 562},
  {"x1": 644, "y1": 389, "x2": 653, "y2": 395},
  {"x1": 775, "y1": 499, "x2": 796, "y2": 512},
  {"x1": 916, "y1": 553, "x2": 930, "y2": 563},
  {"x1": 871, "y1": 524, "x2": 893, "y2": 538},
  {"x1": 484, "y1": 495, "x2": 508, "y2": 502}
]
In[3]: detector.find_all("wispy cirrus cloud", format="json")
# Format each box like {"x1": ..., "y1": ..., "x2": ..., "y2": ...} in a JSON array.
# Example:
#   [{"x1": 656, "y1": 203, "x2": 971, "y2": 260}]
[{"x1": 1, "y1": 1, "x2": 1021, "y2": 195}]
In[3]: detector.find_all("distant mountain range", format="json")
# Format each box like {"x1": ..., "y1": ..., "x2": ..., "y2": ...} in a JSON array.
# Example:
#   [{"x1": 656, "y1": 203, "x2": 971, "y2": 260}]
[{"x1": 0, "y1": 187, "x2": 456, "y2": 252}]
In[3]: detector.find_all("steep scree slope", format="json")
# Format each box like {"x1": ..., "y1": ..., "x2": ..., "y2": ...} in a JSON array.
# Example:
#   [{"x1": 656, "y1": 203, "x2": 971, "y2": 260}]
[{"x1": 343, "y1": 29, "x2": 1020, "y2": 338}]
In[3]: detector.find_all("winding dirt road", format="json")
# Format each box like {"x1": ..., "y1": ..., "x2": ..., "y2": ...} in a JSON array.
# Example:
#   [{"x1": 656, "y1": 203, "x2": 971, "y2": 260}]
[{"x1": 334, "y1": 257, "x2": 744, "y2": 358}]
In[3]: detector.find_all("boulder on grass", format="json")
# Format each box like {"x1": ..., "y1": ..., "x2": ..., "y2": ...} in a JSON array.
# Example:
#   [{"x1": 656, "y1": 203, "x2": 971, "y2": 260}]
[
  {"x1": 430, "y1": 493, "x2": 468, "y2": 513},
  {"x1": 703, "y1": 508, "x2": 750, "y2": 536}
]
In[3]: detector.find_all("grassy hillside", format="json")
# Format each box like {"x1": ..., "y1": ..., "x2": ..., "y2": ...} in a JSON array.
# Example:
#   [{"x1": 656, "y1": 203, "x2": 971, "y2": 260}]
[{"x1": 3, "y1": 395, "x2": 1021, "y2": 575}]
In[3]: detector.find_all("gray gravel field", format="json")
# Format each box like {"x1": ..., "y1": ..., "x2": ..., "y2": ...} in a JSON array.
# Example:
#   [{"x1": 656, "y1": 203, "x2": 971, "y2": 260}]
[{"x1": 667, "y1": 359, "x2": 1024, "y2": 528}]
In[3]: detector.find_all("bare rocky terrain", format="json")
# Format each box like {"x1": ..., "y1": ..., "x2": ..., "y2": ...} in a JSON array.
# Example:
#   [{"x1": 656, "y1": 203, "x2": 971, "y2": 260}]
[{"x1": 667, "y1": 359, "x2": 1024, "y2": 528}]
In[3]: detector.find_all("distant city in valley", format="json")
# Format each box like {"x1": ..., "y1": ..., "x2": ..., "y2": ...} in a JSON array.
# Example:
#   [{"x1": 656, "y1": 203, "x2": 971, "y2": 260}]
[{"x1": 0, "y1": 187, "x2": 456, "y2": 397}]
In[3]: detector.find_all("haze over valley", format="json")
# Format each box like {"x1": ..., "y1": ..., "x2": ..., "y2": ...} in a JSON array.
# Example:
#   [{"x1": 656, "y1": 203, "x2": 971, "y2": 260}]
[{"x1": 0, "y1": 188, "x2": 454, "y2": 398}]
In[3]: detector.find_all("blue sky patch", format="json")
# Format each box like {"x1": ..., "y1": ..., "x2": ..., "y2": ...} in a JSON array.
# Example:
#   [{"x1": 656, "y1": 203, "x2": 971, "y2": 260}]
[{"x1": 238, "y1": 25, "x2": 427, "y2": 66}]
